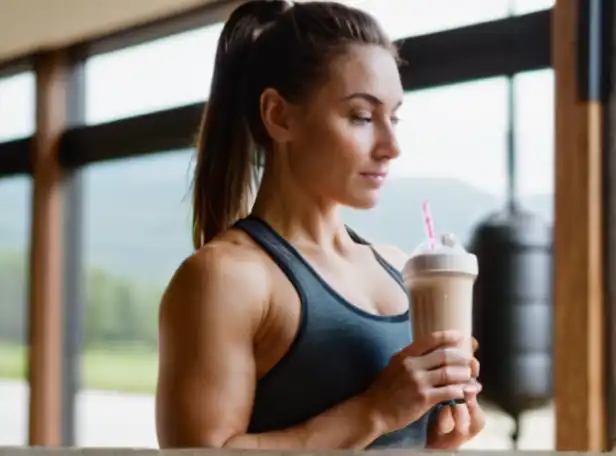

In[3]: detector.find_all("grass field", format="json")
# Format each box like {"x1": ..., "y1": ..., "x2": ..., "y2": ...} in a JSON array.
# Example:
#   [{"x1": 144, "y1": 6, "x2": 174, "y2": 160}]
[{"x1": 0, "y1": 344, "x2": 157, "y2": 394}]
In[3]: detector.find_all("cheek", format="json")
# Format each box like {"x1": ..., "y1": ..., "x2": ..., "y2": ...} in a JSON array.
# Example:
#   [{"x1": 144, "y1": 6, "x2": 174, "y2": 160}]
[{"x1": 294, "y1": 118, "x2": 372, "y2": 178}]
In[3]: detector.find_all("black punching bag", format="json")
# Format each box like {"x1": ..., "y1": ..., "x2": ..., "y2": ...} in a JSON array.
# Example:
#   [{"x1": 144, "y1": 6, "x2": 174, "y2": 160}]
[{"x1": 468, "y1": 206, "x2": 553, "y2": 446}]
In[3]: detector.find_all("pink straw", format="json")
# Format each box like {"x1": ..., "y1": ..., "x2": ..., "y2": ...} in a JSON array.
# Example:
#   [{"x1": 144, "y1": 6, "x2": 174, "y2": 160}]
[{"x1": 422, "y1": 199, "x2": 436, "y2": 249}]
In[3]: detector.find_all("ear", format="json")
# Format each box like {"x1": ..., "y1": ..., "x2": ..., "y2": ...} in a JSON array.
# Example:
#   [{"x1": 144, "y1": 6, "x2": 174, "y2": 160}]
[{"x1": 259, "y1": 88, "x2": 295, "y2": 144}]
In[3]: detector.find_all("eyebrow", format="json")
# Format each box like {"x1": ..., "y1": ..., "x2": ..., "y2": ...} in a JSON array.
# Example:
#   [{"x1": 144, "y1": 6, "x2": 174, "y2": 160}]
[{"x1": 341, "y1": 92, "x2": 403, "y2": 109}]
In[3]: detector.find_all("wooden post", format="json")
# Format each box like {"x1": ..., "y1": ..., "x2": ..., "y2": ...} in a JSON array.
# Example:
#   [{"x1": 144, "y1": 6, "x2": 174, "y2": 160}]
[
  {"x1": 553, "y1": 0, "x2": 609, "y2": 450},
  {"x1": 27, "y1": 50, "x2": 68, "y2": 446}
]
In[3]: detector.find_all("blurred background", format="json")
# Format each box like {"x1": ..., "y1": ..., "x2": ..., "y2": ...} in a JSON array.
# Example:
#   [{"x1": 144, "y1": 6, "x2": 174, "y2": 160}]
[{"x1": 0, "y1": 0, "x2": 568, "y2": 451}]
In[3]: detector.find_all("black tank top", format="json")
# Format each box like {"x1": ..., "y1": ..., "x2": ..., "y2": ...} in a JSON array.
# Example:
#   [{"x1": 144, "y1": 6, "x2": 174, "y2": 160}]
[{"x1": 234, "y1": 216, "x2": 437, "y2": 449}]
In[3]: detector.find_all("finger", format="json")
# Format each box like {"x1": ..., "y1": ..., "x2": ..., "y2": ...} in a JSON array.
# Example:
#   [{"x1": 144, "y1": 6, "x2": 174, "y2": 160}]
[
  {"x1": 427, "y1": 384, "x2": 466, "y2": 405},
  {"x1": 467, "y1": 396, "x2": 487, "y2": 437},
  {"x1": 404, "y1": 330, "x2": 464, "y2": 356},
  {"x1": 430, "y1": 404, "x2": 470, "y2": 449},
  {"x1": 421, "y1": 365, "x2": 471, "y2": 387},
  {"x1": 472, "y1": 337, "x2": 479, "y2": 353},
  {"x1": 463, "y1": 380, "x2": 483, "y2": 397},
  {"x1": 470, "y1": 357, "x2": 480, "y2": 378},
  {"x1": 410, "y1": 346, "x2": 471, "y2": 371},
  {"x1": 436, "y1": 405, "x2": 455, "y2": 434},
  {"x1": 451, "y1": 402, "x2": 471, "y2": 437}
]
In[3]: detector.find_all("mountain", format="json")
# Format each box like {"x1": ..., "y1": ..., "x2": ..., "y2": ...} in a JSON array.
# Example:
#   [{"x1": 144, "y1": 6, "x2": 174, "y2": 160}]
[
  {"x1": 0, "y1": 161, "x2": 553, "y2": 283},
  {"x1": 341, "y1": 177, "x2": 498, "y2": 252}
]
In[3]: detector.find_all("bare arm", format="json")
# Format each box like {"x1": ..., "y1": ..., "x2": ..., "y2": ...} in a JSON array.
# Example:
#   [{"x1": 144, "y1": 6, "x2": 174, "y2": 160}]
[{"x1": 155, "y1": 243, "x2": 386, "y2": 451}]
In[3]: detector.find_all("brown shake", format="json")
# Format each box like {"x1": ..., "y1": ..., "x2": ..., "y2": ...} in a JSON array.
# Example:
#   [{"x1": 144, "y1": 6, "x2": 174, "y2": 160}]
[{"x1": 402, "y1": 233, "x2": 478, "y2": 354}]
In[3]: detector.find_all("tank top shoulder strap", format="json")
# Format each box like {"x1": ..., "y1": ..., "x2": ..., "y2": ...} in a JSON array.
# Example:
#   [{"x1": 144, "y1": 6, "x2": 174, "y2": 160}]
[
  {"x1": 233, "y1": 216, "x2": 319, "y2": 302},
  {"x1": 235, "y1": 216, "x2": 406, "y2": 295},
  {"x1": 346, "y1": 226, "x2": 406, "y2": 291},
  {"x1": 345, "y1": 226, "x2": 406, "y2": 290}
]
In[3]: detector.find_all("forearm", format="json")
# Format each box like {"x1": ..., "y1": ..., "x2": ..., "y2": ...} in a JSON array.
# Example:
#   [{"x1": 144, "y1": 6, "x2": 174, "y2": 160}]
[{"x1": 224, "y1": 394, "x2": 386, "y2": 450}]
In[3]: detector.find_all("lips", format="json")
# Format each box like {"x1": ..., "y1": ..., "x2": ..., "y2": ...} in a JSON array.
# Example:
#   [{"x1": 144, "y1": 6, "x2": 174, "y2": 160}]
[
  {"x1": 361, "y1": 172, "x2": 387, "y2": 178},
  {"x1": 360, "y1": 171, "x2": 388, "y2": 186}
]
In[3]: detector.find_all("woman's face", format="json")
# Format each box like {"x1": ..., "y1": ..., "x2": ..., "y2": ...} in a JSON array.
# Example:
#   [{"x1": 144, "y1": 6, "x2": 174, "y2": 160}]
[{"x1": 285, "y1": 44, "x2": 404, "y2": 209}]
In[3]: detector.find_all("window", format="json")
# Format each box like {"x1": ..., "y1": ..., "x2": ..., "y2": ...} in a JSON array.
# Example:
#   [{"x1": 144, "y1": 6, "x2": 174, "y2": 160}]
[
  {"x1": 514, "y1": 69, "x2": 554, "y2": 221},
  {"x1": 0, "y1": 176, "x2": 32, "y2": 445},
  {"x1": 78, "y1": 150, "x2": 194, "y2": 446},
  {"x1": 0, "y1": 72, "x2": 36, "y2": 141},
  {"x1": 342, "y1": 77, "x2": 509, "y2": 252},
  {"x1": 343, "y1": 74, "x2": 555, "y2": 450},
  {"x1": 85, "y1": 23, "x2": 224, "y2": 125},
  {"x1": 349, "y1": 0, "x2": 554, "y2": 41},
  {"x1": 0, "y1": 69, "x2": 35, "y2": 445},
  {"x1": 82, "y1": 0, "x2": 556, "y2": 126},
  {"x1": 341, "y1": 70, "x2": 554, "y2": 252},
  {"x1": 512, "y1": 0, "x2": 555, "y2": 15}
]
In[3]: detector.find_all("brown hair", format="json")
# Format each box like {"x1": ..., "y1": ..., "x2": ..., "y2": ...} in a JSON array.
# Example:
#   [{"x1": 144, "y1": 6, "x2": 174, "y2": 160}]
[{"x1": 192, "y1": 0, "x2": 396, "y2": 249}]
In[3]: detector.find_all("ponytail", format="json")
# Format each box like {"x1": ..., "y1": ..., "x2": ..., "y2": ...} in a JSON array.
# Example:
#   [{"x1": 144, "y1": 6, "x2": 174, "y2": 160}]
[{"x1": 192, "y1": 1, "x2": 291, "y2": 249}]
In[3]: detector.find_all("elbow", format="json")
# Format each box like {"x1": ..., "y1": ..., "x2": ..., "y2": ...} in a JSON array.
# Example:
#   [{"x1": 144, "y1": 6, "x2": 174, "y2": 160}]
[
  {"x1": 155, "y1": 386, "x2": 248, "y2": 449},
  {"x1": 156, "y1": 418, "x2": 230, "y2": 449},
  {"x1": 155, "y1": 412, "x2": 235, "y2": 450},
  {"x1": 222, "y1": 433, "x2": 260, "y2": 450},
  {"x1": 156, "y1": 430, "x2": 228, "y2": 450}
]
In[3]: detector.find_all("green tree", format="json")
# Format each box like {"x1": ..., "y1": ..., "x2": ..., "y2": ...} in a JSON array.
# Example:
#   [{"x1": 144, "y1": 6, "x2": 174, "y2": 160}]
[{"x1": 0, "y1": 247, "x2": 161, "y2": 351}]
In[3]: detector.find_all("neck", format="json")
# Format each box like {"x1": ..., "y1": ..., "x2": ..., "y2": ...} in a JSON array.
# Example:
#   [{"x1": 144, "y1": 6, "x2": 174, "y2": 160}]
[{"x1": 250, "y1": 164, "x2": 351, "y2": 249}]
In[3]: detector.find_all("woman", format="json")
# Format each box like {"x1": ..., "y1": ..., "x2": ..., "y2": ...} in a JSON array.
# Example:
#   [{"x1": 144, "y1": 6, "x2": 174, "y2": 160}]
[{"x1": 156, "y1": 0, "x2": 485, "y2": 450}]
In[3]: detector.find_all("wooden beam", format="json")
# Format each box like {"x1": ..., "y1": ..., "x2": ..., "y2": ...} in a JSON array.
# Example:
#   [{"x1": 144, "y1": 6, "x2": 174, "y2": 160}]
[
  {"x1": 27, "y1": 50, "x2": 68, "y2": 446},
  {"x1": 553, "y1": 0, "x2": 608, "y2": 451},
  {"x1": 604, "y1": 0, "x2": 616, "y2": 448}
]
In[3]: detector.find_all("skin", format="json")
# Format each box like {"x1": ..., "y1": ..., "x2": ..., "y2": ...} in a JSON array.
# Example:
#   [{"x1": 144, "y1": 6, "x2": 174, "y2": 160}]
[{"x1": 156, "y1": 44, "x2": 485, "y2": 450}]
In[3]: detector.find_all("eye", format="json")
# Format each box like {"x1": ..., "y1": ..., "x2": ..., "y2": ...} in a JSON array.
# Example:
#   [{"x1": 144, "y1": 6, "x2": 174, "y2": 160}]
[
  {"x1": 391, "y1": 115, "x2": 401, "y2": 125},
  {"x1": 350, "y1": 114, "x2": 372, "y2": 125}
]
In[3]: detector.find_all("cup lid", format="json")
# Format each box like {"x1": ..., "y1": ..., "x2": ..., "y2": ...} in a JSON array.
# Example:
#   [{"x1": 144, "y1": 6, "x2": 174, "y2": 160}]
[{"x1": 404, "y1": 233, "x2": 478, "y2": 277}]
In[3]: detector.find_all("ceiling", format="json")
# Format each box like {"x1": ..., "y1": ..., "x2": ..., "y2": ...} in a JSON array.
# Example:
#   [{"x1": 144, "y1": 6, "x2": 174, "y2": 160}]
[{"x1": 0, "y1": 0, "x2": 221, "y2": 63}]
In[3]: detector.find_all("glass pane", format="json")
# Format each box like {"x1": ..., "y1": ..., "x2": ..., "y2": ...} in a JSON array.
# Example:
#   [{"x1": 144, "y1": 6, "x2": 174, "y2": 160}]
[
  {"x1": 348, "y1": 0, "x2": 552, "y2": 40},
  {"x1": 512, "y1": 0, "x2": 555, "y2": 15},
  {"x1": 0, "y1": 72, "x2": 36, "y2": 141},
  {"x1": 85, "y1": 23, "x2": 223, "y2": 125},
  {"x1": 514, "y1": 69, "x2": 554, "y2": 221},
  {"x1": 0, "y1": 176, "x2": 32, "y2": 445},
  {"x1": 342, "y1": 77, "x2": 509, "y2": 253},
  {"x1": 352, "y1": 0, "x2": 508, "y2": 40},
  {"x1": 78, "y1": 150, "x2": 194, "y2": 446}
]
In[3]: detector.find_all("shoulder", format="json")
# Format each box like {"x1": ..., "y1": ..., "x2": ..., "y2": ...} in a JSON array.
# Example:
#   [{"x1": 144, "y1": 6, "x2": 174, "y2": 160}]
[
  {"x1": 371, "y1": 243, "x2": 409, "y2": 271},
  {"x1": 167, "y1": 230, "x2": 270, "y2": 300},
  {"x1": 160, "y1": 229, "x2": 272, "y2": 333}
]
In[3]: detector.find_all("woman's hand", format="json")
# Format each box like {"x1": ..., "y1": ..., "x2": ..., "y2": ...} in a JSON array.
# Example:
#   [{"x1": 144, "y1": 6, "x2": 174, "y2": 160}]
[
  {"x1": 360, "y1": 330, "x2": 479, "y2": 434},
  {"x1": 426, "y1": 390, "x2": 486, "y2": 449},
  {"x1": 426, "y1": 337, "x2": 485, "y2": 449}
]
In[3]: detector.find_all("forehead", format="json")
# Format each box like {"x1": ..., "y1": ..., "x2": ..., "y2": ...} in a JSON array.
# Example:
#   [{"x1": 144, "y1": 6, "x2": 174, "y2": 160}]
[{"x1": 318, "y1": 44, "x2": 403, "y2": 105}]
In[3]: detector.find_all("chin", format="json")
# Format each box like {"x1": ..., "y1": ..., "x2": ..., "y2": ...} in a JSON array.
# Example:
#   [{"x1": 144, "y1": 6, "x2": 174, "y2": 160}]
[{"x1": 343, "y1": 193, "x2": 380, "y2": 210}]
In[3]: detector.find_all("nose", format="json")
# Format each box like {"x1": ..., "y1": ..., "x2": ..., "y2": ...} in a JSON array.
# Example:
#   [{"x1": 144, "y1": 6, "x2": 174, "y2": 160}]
[{"x1": 373, "y1": 123, "x2": 401, "y2": 160}]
